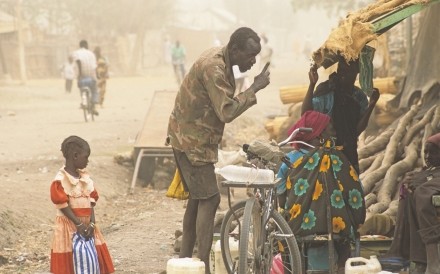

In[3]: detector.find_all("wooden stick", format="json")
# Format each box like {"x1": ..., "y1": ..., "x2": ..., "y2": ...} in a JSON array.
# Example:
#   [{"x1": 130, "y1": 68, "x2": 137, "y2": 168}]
[{"x1": 367, "y1": 138, "x2": 419, "y2": 214}]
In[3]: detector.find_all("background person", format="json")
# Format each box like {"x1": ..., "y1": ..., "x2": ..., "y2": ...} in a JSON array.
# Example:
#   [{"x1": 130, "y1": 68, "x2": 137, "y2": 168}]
[
  {"x1": 94, "y1": 46, "x2": 109, "y2": 106},
  {"x1": 166, "y1": 27, "x2": 270, "y2": 273},
  {"x1": 171, "y1": 40, "x2": 186, "y2": 85},
  {"x1": 259, "y1": 33, "x2": 273, "y2": 70},
  {"x1": 72, "y1": 40, "x2": 99, "y2": 115},
  {"x1": 386, "y1": 132, "x2": 440, "y2": 274},
  {"x1": 60, "y1": 55, "x2": 76, "y2": 93}
]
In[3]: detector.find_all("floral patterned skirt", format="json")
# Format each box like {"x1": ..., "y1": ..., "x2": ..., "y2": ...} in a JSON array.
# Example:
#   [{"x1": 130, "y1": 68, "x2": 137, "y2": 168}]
[{"x1": 285, "y1": 144, "x2": 366, "y2": 239}]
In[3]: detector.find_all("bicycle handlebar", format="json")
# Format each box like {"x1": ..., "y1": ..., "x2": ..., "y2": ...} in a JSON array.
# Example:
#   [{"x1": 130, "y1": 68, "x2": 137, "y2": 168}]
[
  {"x1": 241, "y1": 127, "x2": 314, "y2": 167},
  {"x1": 277, "y1": 127, "x2": 312, "y2": 147}
]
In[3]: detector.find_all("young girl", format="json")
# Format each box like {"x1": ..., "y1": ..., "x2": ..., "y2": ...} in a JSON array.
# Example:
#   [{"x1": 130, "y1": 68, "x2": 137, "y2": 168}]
[{"x1": 50, "y1": 135, "x2": 114, "y2": 274}]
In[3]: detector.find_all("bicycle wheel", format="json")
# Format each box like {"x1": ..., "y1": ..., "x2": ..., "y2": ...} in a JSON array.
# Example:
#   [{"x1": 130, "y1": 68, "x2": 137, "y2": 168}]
[
  {"x1": 266, "y1": 210, "x2": 302, "y2": 274},
  {"x1": 81, "y1": 90, "x2": 88, "y2": 122},
  {"x1": 239, "y1": 198, "x2": 302, "y2": 274},
  {"x1": 89, "y1": 101, "x2": 95, "y2": 121},
  {"x1": 220, "y1": 200, "x2": 246, "y2": 274},
  {"x1": 238, "y1": 197, "x2": 262, "y2": 274}
]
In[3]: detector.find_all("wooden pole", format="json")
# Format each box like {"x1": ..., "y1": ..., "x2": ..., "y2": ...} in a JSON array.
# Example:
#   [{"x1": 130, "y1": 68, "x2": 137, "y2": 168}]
[{"x1": 16, "y1": 0, "x2": 27, "y2": 84}]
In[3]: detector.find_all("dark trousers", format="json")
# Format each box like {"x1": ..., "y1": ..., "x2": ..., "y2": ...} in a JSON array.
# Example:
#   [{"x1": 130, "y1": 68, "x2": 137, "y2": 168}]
[
  {"x1": 388, "y1": 176, "x2": 440, "y2": 263},
  {"x1": 65, "y1": 79, "x2": 73, "y2": 93}
]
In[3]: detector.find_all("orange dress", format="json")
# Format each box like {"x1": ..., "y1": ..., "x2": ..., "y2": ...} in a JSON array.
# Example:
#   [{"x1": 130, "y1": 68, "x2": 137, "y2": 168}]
[{"x1": 50, "y1": 167, "x2": 114, "y2": 274}]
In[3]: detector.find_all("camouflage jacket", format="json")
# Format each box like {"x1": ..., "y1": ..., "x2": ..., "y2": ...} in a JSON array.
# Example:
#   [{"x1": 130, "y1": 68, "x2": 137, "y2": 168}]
[{"x1": 167, "y1": 47, "x2": 257, "y2": 165}]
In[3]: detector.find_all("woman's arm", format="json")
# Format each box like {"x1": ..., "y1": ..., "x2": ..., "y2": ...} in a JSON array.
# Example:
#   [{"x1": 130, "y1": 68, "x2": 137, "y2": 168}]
[
  {"x1": 85, "y1": 207, "x2": 96, "y2": 238},
  {"x1": 357, "y1": 88, "x2": 380, "y2": 135},
  {"x1": 301, "y1": 65, "x2": 318, "y2": 115}
]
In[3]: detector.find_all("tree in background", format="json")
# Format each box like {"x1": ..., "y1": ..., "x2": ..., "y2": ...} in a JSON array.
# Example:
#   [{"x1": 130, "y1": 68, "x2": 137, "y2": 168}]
[{"x1": 0, "y1": 0, "x2": 174, "y2": 74}]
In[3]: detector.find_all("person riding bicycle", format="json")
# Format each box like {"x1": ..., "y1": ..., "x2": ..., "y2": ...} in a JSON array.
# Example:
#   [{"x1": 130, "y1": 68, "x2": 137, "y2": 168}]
[{"x1": 72, "y1": 40, "x2": 99, "y2": 115}]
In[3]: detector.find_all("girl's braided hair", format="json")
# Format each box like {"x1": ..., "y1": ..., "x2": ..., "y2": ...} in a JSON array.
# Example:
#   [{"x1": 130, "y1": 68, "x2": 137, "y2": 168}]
[{"x1": 60, "y1": 135, "x2": 90, "y2": 159}]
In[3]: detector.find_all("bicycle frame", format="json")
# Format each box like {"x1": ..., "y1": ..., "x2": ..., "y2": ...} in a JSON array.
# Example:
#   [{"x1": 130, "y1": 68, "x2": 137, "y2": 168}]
[
  {"x1": 80, "y1": 86, "x2": 94, "y2": 122},
  {"x1": 220, "y1": 127, "x2": 317, "y2": 274}
]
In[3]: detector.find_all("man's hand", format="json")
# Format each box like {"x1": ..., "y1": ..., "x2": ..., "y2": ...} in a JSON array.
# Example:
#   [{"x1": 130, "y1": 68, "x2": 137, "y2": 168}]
[
  {"x1": 369, "y1": 88, "x2": 380, "y2": 106},
  {"x1": 309, "y1": 63, "x2": 318, "y2": 86},
  {"x1": 252, "y1": 62, "x2": 270, "y2": 92}
]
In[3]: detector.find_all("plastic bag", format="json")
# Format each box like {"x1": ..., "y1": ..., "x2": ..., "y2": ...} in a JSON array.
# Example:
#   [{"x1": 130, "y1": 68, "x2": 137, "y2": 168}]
[
  {"x1": 270, "y1": 253, "x2": 285, "y2": 274},
  {"x1": 72, "y1": 233, "x2": 100, "y2": 274},
  {"x1": 166, "y1": 168, "x2": 189, "y2": 200}
]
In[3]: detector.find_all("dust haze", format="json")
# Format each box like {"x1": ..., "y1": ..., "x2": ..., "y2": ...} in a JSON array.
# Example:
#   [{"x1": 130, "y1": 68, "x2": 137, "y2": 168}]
[{"x1": 0, "y1": 0, "x2": 347, "y2": 85}]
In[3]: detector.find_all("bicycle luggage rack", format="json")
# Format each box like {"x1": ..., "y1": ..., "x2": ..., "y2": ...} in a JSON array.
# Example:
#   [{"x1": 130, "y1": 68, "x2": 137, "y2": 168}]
[{"x1": 220, "y1": 178, "x2": 281, "y2": 189}]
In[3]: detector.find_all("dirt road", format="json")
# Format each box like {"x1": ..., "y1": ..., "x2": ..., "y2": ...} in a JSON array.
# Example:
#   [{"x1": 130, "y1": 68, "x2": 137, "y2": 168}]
[{"x1": 0, "y1": 62, "x2": 305, "y2": 273}]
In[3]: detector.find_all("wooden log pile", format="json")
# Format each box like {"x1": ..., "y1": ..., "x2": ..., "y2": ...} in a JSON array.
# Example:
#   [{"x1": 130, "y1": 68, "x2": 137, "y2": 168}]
[
  {"x1": 279, "y1": 77, "x2": 398, "y2": 105},
  {"x1": 359, "y1": 104, "x2": 440, "y2": 219}
]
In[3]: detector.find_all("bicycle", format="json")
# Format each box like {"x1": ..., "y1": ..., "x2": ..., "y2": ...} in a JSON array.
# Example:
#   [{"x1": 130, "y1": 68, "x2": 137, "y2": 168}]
[
  {"x1": 80, "y1": 86, "x2": 95, "y2": 122},
  {"x1": 219, "y1": 128, "x2": 313, "y2": 274}
]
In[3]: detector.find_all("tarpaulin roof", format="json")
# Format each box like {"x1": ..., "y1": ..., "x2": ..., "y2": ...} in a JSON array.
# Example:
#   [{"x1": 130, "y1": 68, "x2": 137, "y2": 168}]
[{"x1": 312, "y1": 0, "x2": 429, "y2": 67}]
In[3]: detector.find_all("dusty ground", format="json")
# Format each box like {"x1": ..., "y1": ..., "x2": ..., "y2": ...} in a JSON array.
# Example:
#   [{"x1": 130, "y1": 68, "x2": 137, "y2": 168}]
[{"x1": 0, "y1": 60, "x2": 308, "y2": 273}]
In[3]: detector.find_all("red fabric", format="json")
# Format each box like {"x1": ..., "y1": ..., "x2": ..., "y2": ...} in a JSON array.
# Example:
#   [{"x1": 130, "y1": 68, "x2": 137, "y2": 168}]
[
  {"x1": 50, "y1": 250, "x2": 74, "y2": 274},
  {"x1": 71, "y1": 208, "x2": 92, "y2": 217},
  {"x1": 427, "y1": 132, "x2": 440, "y2": 147},
  {"x1": 96, "y1": 243, "x2": 115, "y2": 273},
  {"x1": 287, "y1": 110, "x2": 331, "y2": 147},
  {"x1": 90, "y1": 189, "x2": 99, "y2": 202},
  {"x1": 51, "y1": 244, "x2": 115, "y2": 274},
  {"x1": 50, "y1": 181, "x2": 69, "y2": 205}
]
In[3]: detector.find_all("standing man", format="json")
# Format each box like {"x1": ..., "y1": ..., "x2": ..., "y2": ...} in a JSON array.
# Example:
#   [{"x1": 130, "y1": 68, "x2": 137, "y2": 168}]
[
  {"x1": 166, "y1": 27, "x2": 270, "y2": 273},
  {"x1": 72, "y1": 40, "x2": 99, "y2": 115},
  {"x1": 171, "y1": 40, "x2": 186, "y2": 85},
  {"x1": 259, "y1": 33, "x2": 273, "y2": 70}
]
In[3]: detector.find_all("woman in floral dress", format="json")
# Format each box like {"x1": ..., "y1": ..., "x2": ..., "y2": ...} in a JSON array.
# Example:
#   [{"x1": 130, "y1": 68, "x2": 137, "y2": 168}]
[{"x1": 285, "y1": 111, "x2": 366, "y2": 272}]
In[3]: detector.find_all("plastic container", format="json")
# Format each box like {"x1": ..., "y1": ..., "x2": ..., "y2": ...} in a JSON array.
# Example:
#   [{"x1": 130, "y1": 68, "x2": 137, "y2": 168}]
[
  {"x1": 209, "y1": 233, "x2": 221, "y2": 274},
  {"x1": 166, "y1": 258, "x2": 205, "y2": 274},
  {"x1": 307, "y1": 243, "x2": 336, "y2": 271},
  {"x1": 214, "y1": 238, "x2": 239, "y2": 274},
  {"x1": 345, "y1": 255, "x2": 382, "y2": 274},
  {"x1": 215, "y1": 165, "x2": 275, "y2": 183}
]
